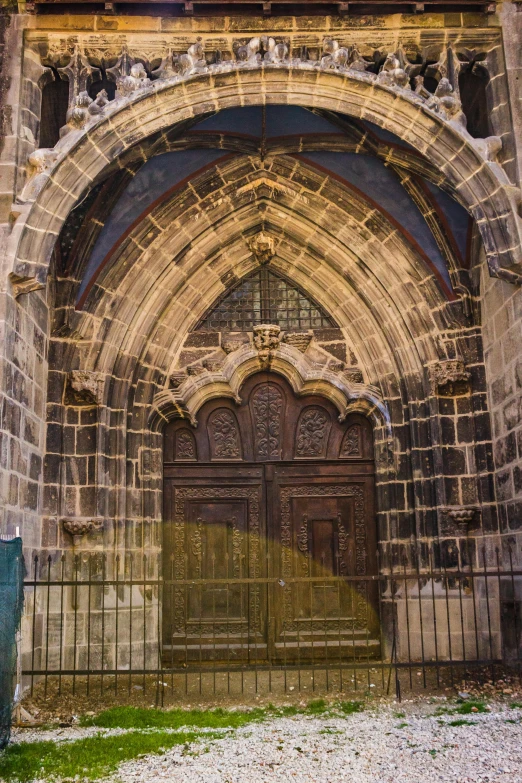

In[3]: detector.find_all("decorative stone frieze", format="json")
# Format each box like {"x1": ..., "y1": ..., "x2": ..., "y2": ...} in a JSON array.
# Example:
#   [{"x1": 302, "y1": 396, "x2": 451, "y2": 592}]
[
  {"x1": 65, "y1": 370, "x2": 104, "y2": 406},
  {"x1": 428, "y1": 360, "x2": 471, "y2": 396},
  {"x1": 444, "y1": 507, "x2": 478, "y2": 525}
]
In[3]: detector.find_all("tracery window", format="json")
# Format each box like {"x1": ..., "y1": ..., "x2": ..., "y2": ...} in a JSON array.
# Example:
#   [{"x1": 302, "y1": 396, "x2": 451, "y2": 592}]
[{"x1": 198, "y1": 268, "x2": 336, "y2": 331}]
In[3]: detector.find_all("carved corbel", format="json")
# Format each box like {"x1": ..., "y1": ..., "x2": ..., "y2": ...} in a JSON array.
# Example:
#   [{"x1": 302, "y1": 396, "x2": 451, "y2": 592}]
[
  {"x1": 283, "y1": 331, "x2": 313, "y2": 353},
  {"x1": 62, "y1": 517, "x2": 103, "y2": 546},
  {"x1": 443, "y1": 507, "x2": 478, "y2": 527},
  {"x1": 169, "y1": 370, "x2": 188, "y2": 389},
  {"x1": 19, "y1": 147, "x2": 60, "y2": 202},
  {"x1": 253, "y1": 324, "x2": 281, "y2": 365},
  {"x1": 65, "y1": 370, "x2": 104, "y2": 406},
  {"x1": 342, "y1": 367, "x2": 364, "y2": 384},
  {"x1": 428, "y1": 359, "x2": 471, "y2": 396}
]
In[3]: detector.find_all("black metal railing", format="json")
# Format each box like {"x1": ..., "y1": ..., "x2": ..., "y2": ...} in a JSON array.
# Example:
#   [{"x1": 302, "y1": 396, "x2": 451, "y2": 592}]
[{"x1": 22, "y1": 545, "x2": 522, "y2": 703}]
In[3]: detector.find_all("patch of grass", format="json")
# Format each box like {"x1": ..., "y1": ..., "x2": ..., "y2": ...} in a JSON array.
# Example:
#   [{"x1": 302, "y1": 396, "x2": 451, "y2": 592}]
[
  {"x1": 307, "y1": 699, "x2": 327, "y2": 714},
  {"x1": 394, "y1": 711, "x2": 406, "y2": 718},
  {"x1": 81, "y1": 705, "x2": 265, "y2": 730},
  {"x1": 510, "y1": 702, "x2": 522, "y2": 709},
  {"x1": 337, "y1": 701, "x2": 364, "y2": 715},
  {"x1": 454, "y1": 700, "x2": 488, "y2": 715},
  {"x1": 396, "y1": 722, "x2": 408, "y2": 729},
  {"x1": 505, "y1": 718, "x2": 519, "y2": 724},
  {"x1": 0, "y1": 730, "x2": 222, "y2": 782},
  {"x1": 448, "y1": 719, "x2": 477, "y2": 727}
]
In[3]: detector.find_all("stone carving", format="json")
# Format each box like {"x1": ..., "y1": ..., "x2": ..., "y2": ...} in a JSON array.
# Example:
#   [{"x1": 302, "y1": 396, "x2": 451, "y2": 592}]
[
  {"x1": 262, "y1": 36, "x2": 289, "y2": 64},
  {"x1": 65, "y1": 370, "x2": 104, "y2": 405},
  {"x1": 222, "y1": 338, "x2": 246, "y2": 354},
  {"x1": 62, "y1": 517, "x2": 103, "y2": 543},
  {"x1": 175, "y1": 429, "x2": 196, "y2": 460},
  {"x1": 169, "y1": 371, "x2": 188, "y2": 389},
  {"x1": 65, "y1": 91, "x2": 95, "y2": 131},
  {"x1": 233, "y1": 37, "x2": 262, "y2": 64},
  {"x1": 173, "y1": 39, "x2": 207, "y2": 76},
  {"x1": 253, "y1": 324, "x2": 281, "y2": 365},
  {"x1": 341, "y1": 424, "x2": 361, "y2": 457},
  {"x1": 58, "y1": 44, "x2": 101, "y2": 115},
  {"x1": 446, "y1": 507, "x2": 477, "y2": 525},
  {"x1": 429, "y1": 78, "x2": 466, "y2": 128},
  {"x1": 203, "y1": 358, "x2": 225, "y2": 372},
  {"x1": 186, "y1": 364, "x2": 206, "y2": 376},
  {"x1": 429, "y1": 359, "x2": 471, "y2": 396},
  {"x1": 20, "y1": 148, "x2": 60, "y2": 201},
  {"x1": 283, "y1": 331, "x2": 313, "y2": 353},
  {"x1": 295, "y1": 406, "x2": 330, "y2": 458},
  {"x1": 208, "y1": 409, "x2": 241, "y2": 459},
  {"x1": 343, "y1": 368, "x2": 364, "y2": 384},
  {"x1": 117, "y1": 63, "x2": 150, "y2": 97},
  {"x1": 251, "y1": 382, "x2": 284, "y2": 459},
  {"x1": 376, "y1": 53, "x2": 410, "y2": 89},
  {"x1": 321, "y1": 38, "x2": 350, "y2": 69},
  {"x1": 248, "y1": 231, "x2": 275, "y2": 265}
]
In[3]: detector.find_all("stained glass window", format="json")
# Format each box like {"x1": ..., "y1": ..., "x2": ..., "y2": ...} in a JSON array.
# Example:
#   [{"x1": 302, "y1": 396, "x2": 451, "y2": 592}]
[{"x1": 198, "y1": 268, "x2": 336, "y2": 331}]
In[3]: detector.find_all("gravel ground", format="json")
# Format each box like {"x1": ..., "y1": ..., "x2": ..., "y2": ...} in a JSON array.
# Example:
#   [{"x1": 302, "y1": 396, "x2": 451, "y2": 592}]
[
  {"x1": 11, "y1": 701, "x2": 522, "y2": 783},
  {"x1": 112, "y1": 704, "x2": 522, "y2": 783}
]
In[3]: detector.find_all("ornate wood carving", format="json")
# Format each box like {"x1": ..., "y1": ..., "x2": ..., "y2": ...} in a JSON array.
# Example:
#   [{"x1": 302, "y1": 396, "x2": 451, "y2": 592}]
[
  {"x1": 175, "y1": 429, "x2": 197, "y2": 461},
  {"x1": 295, "y1": 406, "x2": 331, "y2": 458},
  {"x1": 208, "y1": 409, "x2": 241, "y2": 459},
  {"x1": 279, "y1": 484, "x2": 367, "y2": 631},
  {"x1": 173, "y1": 486, "x2": 261, "y2": 634},
  {"x1": 340, "y1": 424, "x2": 361, "y2": 457},
  {"x1": 250, "y1": 382, "x2": 284, "y2": 459}
]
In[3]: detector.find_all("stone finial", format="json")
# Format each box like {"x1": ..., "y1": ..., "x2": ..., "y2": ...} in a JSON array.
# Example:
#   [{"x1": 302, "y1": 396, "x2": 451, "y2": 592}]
[
  {"x1": 376, "y1": 53, "x2": 410, "y2": 89},
  {"x1": 62, "y1": 517, "x2": 103, "y2": 545},
  {"x1": 65, "y1": 370, "x2": 104, "y2": 406},
  {"x1": 321, "y1": 38, "x2": 350, "y2": 69},
  {"x1": 262, "y1": 36, "x2": 289, "y2": 64},
  {"x1": 283, "y1": 331, "x2": 313, "y2": 353},
  {"x1": 248, "y1": 232, "x2": 275, "y2": 265},
  {"x1": 117, "y1": 63, "x2": 151, "y2": 97},
  {"x1": 428, "y1": 359, "x2": 471, "y2": 396},
  {"x1": 253, "y1": 324, "x2": 281, "y2": 365}
]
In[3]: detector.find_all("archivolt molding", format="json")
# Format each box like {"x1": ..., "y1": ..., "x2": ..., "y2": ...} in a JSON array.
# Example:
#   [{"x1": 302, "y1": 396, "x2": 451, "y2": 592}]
[
  {"x1": 9, "y1": 47, "x2": 522, "y2": 291},
  {"x1": 149, "y1": 342, "x2": 389, "y2": 431}
]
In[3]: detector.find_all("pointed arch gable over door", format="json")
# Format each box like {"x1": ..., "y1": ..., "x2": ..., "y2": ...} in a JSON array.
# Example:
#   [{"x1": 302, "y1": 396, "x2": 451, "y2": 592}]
[{"x1": 163, "y1": 372, "x2": 377, "y2": 665}]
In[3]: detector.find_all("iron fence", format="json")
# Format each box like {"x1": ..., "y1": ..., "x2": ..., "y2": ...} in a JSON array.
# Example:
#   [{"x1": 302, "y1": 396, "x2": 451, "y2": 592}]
[{"x1": 21, "y1": 544, "x2": 522, "y2": 704}]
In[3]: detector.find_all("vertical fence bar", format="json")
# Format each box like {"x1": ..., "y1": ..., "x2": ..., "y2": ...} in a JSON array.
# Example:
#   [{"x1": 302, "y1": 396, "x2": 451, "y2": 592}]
[
  {"x1": 482, "y1": 546, "x2": 495, "y2": 684},
  {"x1": 101, "y1": 553, "x2": 106, "y2": 695},
  {"x1": 457, "y1": 560, "x2": 467, "y2": 667},
  {"x1": 336, "y1": 555, "x2": 343, "y2": 693},
  {"x1": 428, "y1": 548, "x2": 440, "y2": 689},
  {"x1": 388, "y1": 551, "x2": 400, "y2": 701},
  {"x1": 115, "y1": 554, "x2": 120, "y2": 695},
  {"x1": 157, "y1": 556, "x2": 163, "y2": 707},
  {"x1": 44, "y1": 555, "x2": 51, "y2": 699},
  {"x1": 402, "y1": 556, "x2": 412, "y2": 691},
  {"x1": 30, "y1": 556, "x2": 38, "y2": 697},
  {"x1": 142, "y1": 554, "x2": 147, "y2": 693},
  {"x1": 72, "y1": 554, "x2": 79, "y2": 696},
  {"x1": 58, "y1": 554, "x2": 65, "y2": 697},
  {"x1": 467, "y1": 539, "x2": 480, "y2": 664},
  {"x1": 128, "y1": 553, "x2": 133, "y2": 697},
  {"x1": 413, "y1": 547, "x2": 426, "y2": 689},
  {"x1": 508, "y1": 545, "x2": 522, "y2": 684},
  {"x1": 442, "y1": 557, "x2": 454, "y2": 689},
  {"x1": 86, "y1": 554, "x2": 92, "y2": 697}
]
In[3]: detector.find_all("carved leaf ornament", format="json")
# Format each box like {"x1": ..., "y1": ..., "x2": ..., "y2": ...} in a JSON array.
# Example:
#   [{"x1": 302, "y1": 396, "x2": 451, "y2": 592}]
[
  {"x1": 208, "y1": 409, "x2": 241, "y2": 459},
  {"x1": 296, "y1": 407, "x2": 330, "y2": 458},
  {"x1": 251, "y1": 383, "x2": 284, "y2": 459}
]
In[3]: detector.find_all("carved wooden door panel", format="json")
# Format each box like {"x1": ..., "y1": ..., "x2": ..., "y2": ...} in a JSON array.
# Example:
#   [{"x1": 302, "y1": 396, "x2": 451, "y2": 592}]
[
  {"x1": 163, "y1": 372, "x2": 377, "y2": 665},
  {"x1": 270, "y1": 464, "x2": 378, "y2": 662},
  {"x1": 163, "y1": 465, "x2": 267, "y2": 663}
]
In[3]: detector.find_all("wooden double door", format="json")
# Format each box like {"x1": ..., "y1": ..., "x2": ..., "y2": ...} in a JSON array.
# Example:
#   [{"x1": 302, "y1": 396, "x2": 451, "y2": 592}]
[{"x1": 163, "y1": 373, "x2": 378, "y2": 664}]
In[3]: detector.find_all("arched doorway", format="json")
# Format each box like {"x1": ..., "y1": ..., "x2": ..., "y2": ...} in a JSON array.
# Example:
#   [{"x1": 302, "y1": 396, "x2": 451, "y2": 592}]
[{"x1": 163, "y1": 372, "x2": 378, "y2": 666}]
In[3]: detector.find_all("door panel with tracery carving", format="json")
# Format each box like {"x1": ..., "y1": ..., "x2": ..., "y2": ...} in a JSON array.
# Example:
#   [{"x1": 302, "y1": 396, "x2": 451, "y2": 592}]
[{"x1": 163, "y1": 372, "x2": 377, "y2": 664}]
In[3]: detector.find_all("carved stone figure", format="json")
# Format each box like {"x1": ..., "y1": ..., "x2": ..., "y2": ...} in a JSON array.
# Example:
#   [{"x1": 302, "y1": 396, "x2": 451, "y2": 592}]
[
  {"x1": 430, "y1": 78, "x2": 466, "y2": 127},
  {"x1": 320, "y1": 38, "x2": 349, "y2": 69},
  {"x1": 233, "y1": 37, "x2": 262, "y2": 64},
  {"x1": 117, "y1": 63, "x2": 151, "y2": 97},
  {"x1": 343, "y1": 368, "x2": 364, "y2": 384},
  {"x1": 174, "y1": 39, "x2": 208, "y2": 76},
  {"x1": 262, "y1": 36, "x2": 289, "y2": 63},
  {"x1": 377, "y1": 54, "x2": 410, "y2": 89},
  {"x1": 222, "y1": 338, "x2": 246, "y2": 354},
  {"x1": 65, "y1": 90, "x2": 93, "y2": 130},
  {"x1": 88, "y1": 89, "x2": 109, "y2": 115},
  {"x1": 248, "y1": 231, "x2": 275, "y2": 264},
  {"x1": 253, "y1": 324, "x2": 281, "y2": 364},
  {"x1": 20, "y1": 148, "x2": 60, "y2": 201}
]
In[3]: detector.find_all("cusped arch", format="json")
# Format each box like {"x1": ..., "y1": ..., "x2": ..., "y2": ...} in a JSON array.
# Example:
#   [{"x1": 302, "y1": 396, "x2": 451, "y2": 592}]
[{"x1": 8, "y1": 65, "x2": 522, "y2": 291}]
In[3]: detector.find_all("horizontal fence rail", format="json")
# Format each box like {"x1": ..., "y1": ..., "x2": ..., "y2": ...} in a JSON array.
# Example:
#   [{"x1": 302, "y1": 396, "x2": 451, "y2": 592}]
[{"x1": 21, "y1": 545, "x2": 522, "y2": 703}]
